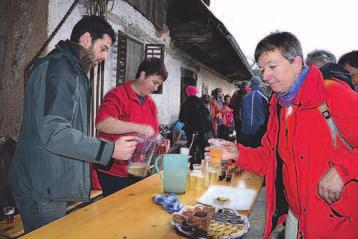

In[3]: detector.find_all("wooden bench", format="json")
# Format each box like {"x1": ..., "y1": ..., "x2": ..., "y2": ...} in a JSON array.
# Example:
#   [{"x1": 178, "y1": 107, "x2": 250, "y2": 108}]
[{"x1": 0, "y1": 190, "x2": 102, "y2": 239}]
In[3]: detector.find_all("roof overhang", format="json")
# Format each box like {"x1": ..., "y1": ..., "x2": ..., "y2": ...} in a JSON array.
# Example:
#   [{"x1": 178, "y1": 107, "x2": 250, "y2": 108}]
[{"x1": 167, "y1": 0, "x2": 253, "y2": 82}]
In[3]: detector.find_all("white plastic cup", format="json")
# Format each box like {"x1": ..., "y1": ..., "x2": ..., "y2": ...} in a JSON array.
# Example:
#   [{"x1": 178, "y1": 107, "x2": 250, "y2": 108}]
[{"x1": 180, "y1": 147, "x2": 189, "y2": 155}]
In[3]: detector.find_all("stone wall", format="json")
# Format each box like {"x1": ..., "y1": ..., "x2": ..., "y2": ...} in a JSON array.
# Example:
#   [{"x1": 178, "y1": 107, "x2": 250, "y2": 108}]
[{"x1": 0, "y1": 0, "x2": 48, "y2": 139}]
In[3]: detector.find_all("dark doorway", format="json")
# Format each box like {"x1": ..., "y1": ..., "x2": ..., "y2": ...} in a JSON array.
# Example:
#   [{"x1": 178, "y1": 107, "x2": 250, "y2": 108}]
[{"x1": 180, "y1": 68, "x2": 198, "y2": 104}]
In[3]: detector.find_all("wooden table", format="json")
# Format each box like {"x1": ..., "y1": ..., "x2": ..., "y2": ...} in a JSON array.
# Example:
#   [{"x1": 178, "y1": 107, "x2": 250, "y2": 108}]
[
  {"x1": 0, "y1": 190, "x2": 102, "y2": 239},
  {"x1": 21, "y1": 171, "x2": 263, "y2": 239}
]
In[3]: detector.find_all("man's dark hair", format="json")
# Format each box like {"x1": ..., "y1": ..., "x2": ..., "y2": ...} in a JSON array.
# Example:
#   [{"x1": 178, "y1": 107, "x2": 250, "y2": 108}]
[
  {"x1": 70, "y1": 15, "x2": 116, "y2": 44},
  {"x1": 338, "y1": 50, "x2": 358, "y2": 68},
  {"x1": 135, "y1": 58, "x2": 168, "y2": 81},
  {"x1": 241, "y1": 81, "x2": 249, "y2": 87},
  {"x1": 254, "y1": 31, "x2": 303, "y2": 63},
  {"x1": 212, "y1": 88, "x2": 223, "y2": 98}
]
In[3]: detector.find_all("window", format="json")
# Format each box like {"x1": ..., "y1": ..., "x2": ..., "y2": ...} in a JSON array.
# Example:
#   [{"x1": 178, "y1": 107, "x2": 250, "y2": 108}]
[
  {"x1": 202, "y1": 82, "x2": 208, "y2": 95},
  {"x1": 145, "y1": 44, "x2": 165, "y2": 94},
  {"x1": 116, "y1": 30, "x2": 165, "y2": 94},
  {"x1": 116, "y1": 32, "x2": 144, "y2": 85},
  {"x1": 145, "y1": 44, "x2": 164, "y2": 59}
]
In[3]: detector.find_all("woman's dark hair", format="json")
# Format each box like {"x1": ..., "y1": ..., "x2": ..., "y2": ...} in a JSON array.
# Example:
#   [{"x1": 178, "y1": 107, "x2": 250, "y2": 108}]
[
  {"x1": 254, "y1": 31, "x2": 303, "y2": 63},
  {"x1": 135, "y1": 58, "x2": 168, "y2": 81},
  {"x1": 224, "y1": 95, "x2": 231, "y2": 101},
  {"x1": 201, "y1": 94, "x2": 211, "y2": 104},
  {"x1": 70, "y1": 16, "x2": 116, "y2": 44}
]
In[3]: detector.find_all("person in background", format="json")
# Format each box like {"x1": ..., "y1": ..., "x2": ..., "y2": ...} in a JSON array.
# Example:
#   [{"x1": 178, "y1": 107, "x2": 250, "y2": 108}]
[
  {"x1": 8, "y1": 16, "x2": 137, "y2": 233},
  {"x1": 339, "y1": 50, "x2": 358, "y2": 91},
  {"x1": 229, "y1": 81, "x2": 249, "y2": 139},
  {"x1": 208, "y1": 31, "x2": 358, "y2": 238},
  {"x1": 95, "y1": 58, "x2": 167, "y2": 196},
  {"x1": 201, "y1": 93, "x2": 211, "y2": 111},
  {"x1": 306, "y1": 49, "x2": 355, "y2": 90},
  {"x1": 306, "y1": 49, "x2": 337, "y2": 68},
  {"x1": 217, "y1": 95, "x2": 234, "y2": 140},
  {"x1": 202, "y1": 93, "x2": 218, "y2": 136},
  {"x1": 179, "y1": 86, "x2": 212, "y2": 162},
  {"x1": 239, "y1": 76, "x2": 268, "y2": 147},
  {"x1": 211, "y1": 88, "x2": 224, "y2": 136}
]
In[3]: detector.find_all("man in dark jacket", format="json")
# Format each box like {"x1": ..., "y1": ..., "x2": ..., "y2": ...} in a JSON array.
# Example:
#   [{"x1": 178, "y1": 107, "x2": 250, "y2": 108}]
[
  {"x1": 229, "y1": 81, "x2": 249, "y2": 138},
  {"x1": 239, "y1": 76, "x2": 268, "y2": 147},
  {"x1": 8, "y1": 16, "x2": 137, "y2": 233},
  {"x1": 179, "y1": 86, "x2": 212, "y2": 163}
]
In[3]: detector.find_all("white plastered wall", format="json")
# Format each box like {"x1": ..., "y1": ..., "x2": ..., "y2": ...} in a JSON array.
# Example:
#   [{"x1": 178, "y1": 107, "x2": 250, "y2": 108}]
[{"x1": 47, "y1": 0, "x2": 238, "y2": 126}]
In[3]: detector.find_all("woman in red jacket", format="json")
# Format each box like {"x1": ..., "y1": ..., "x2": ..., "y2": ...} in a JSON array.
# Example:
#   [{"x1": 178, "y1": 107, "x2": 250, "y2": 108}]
[
  {"x1": 210, "y1": 32, "x2": 358, "y2": 238},
  {"x1": 95, "y1": 58, "x2": 168, "y2": 196}
]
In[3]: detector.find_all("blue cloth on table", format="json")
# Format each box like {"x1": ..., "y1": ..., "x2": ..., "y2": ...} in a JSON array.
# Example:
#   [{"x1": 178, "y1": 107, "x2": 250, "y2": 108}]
[{"x1": 153, "y1": 193, "x2": 183, "y2": 213}]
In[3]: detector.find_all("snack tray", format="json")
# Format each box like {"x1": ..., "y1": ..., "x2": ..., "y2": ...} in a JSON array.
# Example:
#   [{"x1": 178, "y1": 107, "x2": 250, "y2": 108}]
[{"x1": 171, "y1": 205, "x2": 250, "y2": 239}]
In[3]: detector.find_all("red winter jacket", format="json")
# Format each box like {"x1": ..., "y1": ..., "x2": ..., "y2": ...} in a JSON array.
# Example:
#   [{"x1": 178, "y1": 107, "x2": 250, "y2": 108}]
[
  {"x1": 96, "y1": 80, "x2": 159, "y2": 177},
  {"x1": 236, "y1": 66, "x2": 358, "y2": 238}
]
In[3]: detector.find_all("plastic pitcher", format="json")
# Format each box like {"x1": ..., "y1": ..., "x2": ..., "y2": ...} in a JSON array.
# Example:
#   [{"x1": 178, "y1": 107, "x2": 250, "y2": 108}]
[
  {"x1": 127, "y1": 135, "x2": 158, "y2": 177},
  {"x1": 154, "y1": 154, "x2": 189, "y2": 194}
]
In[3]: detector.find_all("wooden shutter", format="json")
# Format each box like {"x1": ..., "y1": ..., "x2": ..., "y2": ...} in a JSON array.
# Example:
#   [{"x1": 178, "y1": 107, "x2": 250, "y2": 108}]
[
  {"x1": 126, "y1": 38, "x2": 144, "y2": 80},
  {"x1": 153, "y1": 0, "x2": 163, "y2": 30},
  {"x1": 145, "y1": 44, "x2": 165, "y2": 94},
  {"x1": 125, "y1": 0, "x2": 164, "y2": 30},
  {"x1": 116, "y1": 30, "x2": 127, "y2": 85}
]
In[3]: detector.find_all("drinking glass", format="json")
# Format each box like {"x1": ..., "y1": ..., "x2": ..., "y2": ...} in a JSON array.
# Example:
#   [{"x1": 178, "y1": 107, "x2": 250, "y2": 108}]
[{"x1": 3, "y1": 206, "x2": 15, "y2": 224}]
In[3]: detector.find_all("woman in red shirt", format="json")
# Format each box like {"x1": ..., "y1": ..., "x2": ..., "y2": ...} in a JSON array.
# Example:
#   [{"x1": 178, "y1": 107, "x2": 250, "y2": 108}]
[{"x1": 95, "y1": 58, "x2": 168, "y2": 196}]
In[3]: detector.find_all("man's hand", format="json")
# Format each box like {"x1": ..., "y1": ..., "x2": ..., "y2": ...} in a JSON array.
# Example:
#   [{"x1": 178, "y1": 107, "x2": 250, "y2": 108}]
[
  {"x1": 205, "y1": 139, "x2": 239, "y2": 161},
  {"x1": 318, "y1": 167, "x2": 344, "y2": 204},
  {"x1": 137, "y1": 124, "x2": 155, "y2": 137},
  {"x1": 112, "y1": 136, "x2": 138, "y2": 161}
]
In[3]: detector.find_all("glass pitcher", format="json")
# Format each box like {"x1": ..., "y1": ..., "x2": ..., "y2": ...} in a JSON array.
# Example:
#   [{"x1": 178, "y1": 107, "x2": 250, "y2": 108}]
[{"x1": 154, "y1": 154, "x2": 189, "y2": 194}]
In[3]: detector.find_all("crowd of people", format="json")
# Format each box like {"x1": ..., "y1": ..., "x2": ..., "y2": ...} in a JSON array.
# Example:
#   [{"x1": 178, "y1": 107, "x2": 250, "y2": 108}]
[{"x1": 7, "y1": 14, "x2": 358, "y2": 239}]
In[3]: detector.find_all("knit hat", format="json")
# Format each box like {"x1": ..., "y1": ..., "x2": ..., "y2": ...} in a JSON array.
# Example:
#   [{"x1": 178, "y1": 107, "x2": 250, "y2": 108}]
[{"x1": 185, "y1": 85, "x2": 199, "y2": 96}]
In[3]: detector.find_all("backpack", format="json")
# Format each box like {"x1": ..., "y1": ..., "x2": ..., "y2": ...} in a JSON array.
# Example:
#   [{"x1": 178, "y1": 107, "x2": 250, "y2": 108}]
[{"x1": 319, "y1": 103, "x2": 353, "y2": 151}]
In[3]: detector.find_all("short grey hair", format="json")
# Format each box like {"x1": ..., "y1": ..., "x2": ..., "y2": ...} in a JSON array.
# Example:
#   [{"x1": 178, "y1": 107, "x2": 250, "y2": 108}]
[
  {"x1": 254, "y1": 31, "x2": 303, "y2": 64},
  {"x1": 306, "y1": 49, "x2": 337, "y2": 66}
]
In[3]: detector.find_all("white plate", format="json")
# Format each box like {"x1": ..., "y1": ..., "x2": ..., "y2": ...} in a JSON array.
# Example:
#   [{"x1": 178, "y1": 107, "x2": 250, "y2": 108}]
[{"x1": 197, "y1": 185, "x2": 256, "y2": 210}]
